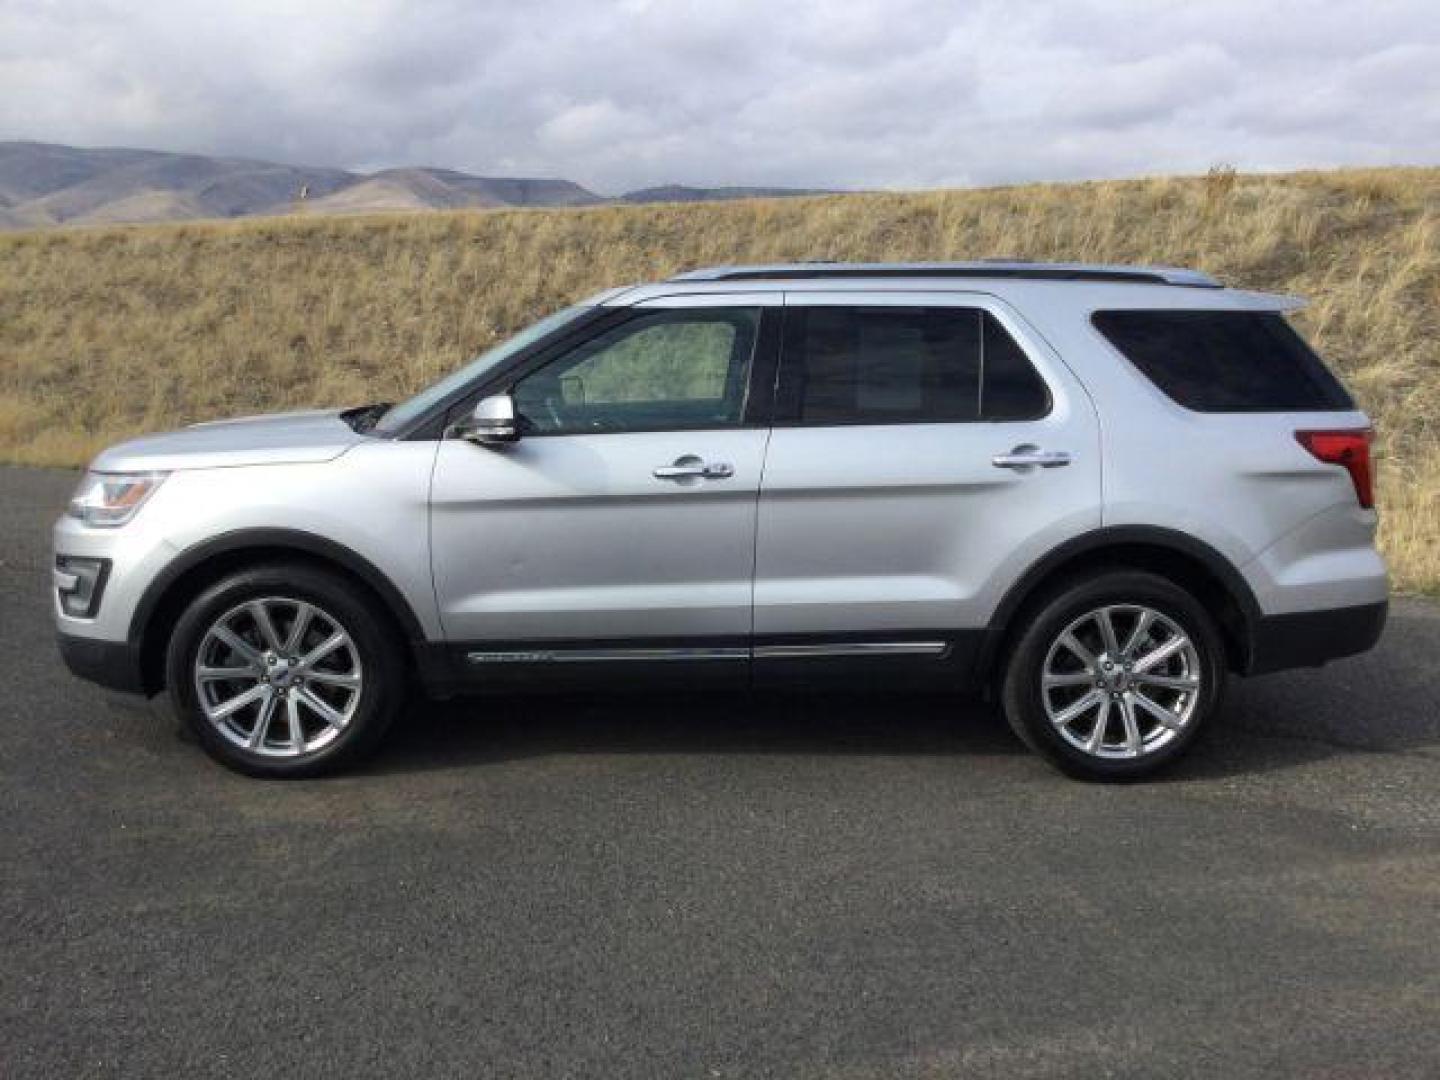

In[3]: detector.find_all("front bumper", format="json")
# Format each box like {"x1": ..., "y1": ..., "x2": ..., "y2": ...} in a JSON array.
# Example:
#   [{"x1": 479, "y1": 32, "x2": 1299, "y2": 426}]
[
  {"x1": 1246, "y1": 600, "x2": 1388, "y2": 675},
  {"x1": 56, "y1": 633, "x2": 148, "y2": 695}
]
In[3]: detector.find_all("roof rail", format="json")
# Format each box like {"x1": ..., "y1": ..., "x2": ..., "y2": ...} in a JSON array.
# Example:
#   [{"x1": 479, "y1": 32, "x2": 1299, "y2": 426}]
[{"x1": 667, "y1": 261, "x2": 1222, "y2": 288}]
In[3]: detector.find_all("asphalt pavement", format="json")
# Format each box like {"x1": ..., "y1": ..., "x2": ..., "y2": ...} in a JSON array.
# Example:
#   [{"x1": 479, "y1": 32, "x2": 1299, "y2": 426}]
[{"x1": 2, "y1": 466, "x2": 1437, "y2": 1078}]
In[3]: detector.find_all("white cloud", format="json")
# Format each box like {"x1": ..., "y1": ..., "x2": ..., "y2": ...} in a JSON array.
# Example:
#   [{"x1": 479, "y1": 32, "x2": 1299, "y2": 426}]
[
  {"x1": 1, "y1": 0, "x2": 1436, "y2": 192},
  {"x1": 537, "y1": 100, "x2": 657, "y2": 151}
]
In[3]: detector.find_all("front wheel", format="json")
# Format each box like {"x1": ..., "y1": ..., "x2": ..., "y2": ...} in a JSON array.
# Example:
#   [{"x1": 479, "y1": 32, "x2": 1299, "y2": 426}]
[
  {"x1": 166, "y1": 564, "x2": 406, "y2": 778},
  {"x1": 1000, "y1": 571, "x2": 1226, "y2": 781}
]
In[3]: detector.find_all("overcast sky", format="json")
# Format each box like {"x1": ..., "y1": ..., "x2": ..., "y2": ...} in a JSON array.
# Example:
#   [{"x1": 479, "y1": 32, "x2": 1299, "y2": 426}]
[{"x1": 2, "y1": 0, "x2": 1438, "y2": 193}]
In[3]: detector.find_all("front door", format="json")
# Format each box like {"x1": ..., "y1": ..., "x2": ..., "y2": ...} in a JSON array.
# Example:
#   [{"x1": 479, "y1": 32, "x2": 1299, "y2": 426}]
[{"x1": 429, "y1": 296, "x2": 777, "y2": 685}]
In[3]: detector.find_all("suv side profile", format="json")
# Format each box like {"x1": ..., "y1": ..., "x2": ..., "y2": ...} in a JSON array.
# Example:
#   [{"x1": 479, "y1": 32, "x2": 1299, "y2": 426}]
[{"x1": 54, "y1": 262, "x2": 1388, "y2": 780}]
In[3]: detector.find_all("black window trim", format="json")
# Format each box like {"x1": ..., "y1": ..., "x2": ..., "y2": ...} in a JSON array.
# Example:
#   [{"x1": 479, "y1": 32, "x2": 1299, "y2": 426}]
[{"x1": 770, "y1": 301, "x2": 1054, "y2": 429}]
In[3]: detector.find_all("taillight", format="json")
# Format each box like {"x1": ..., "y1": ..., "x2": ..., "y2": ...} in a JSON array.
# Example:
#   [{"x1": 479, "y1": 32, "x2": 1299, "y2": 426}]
[{"x1": 1295, "y1": 428, "x2": 1375, "y2": 509}]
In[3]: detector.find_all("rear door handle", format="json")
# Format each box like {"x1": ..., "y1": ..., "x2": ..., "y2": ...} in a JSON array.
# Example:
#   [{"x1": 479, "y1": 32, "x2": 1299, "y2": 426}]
[
  {"x1": 992, "y1": 445, "x2": 1072, "y2": 470},
  {"x1": 654, "y1": 455, "x2": 735, "y2": 481}
]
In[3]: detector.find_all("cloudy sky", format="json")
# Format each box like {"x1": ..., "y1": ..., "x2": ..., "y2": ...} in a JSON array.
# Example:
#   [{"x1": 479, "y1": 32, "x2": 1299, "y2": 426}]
[{"x1": 2, "y1": 0, "x2": 1438, "y2": 193}]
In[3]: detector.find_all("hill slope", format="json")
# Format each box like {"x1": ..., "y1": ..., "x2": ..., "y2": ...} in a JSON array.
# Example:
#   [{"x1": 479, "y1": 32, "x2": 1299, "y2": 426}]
[
  {"x1": 620, "y1": 184, "x2": 835, "y2": 204},
  {"x1": 0, "y1": 168, "x2": 1435, "y2": 591}
]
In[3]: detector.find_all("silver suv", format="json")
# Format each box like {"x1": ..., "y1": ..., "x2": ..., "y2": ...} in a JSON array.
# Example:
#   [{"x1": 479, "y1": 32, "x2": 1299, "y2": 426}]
[{"x1": 54, "y1": 262, "x2": 1388, "y2": 780}]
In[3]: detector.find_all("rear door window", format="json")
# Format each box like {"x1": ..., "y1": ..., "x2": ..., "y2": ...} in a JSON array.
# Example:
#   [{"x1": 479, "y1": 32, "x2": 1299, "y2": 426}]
[
  {"x1": 1091, "y1": 310, "x2": 1354, "y2": 412},
  {"x1": 776, "y1": 306, "x2": 1049, "y2": 425}
]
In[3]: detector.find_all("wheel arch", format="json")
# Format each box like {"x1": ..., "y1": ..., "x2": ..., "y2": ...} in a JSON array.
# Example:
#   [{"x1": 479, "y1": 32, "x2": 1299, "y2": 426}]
[
  {"x1": 975, "y1": 526, "x2": 1261, "y2": 688},
  {"x1": 129, "y1": 528, "x2": 433, "y2": 695}
]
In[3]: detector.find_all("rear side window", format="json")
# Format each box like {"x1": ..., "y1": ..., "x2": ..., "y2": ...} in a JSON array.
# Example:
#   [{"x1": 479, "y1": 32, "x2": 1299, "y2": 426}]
[
  {"x1": 777, "y1": 306, "x2": 1049, "y2": 425},
  {"x1": 1092, "y1": 310, "x2": 1354, "y2": 412}
]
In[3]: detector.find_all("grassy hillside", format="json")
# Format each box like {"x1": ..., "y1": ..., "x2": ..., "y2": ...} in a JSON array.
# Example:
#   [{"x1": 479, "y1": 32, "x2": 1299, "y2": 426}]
[{"x1": 1, "y1": 168, "x2": 1436, "y2": 592}]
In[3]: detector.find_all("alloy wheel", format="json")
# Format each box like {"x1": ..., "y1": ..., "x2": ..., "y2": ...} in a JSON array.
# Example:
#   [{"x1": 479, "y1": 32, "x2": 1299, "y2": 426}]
[
  {"x1": 193, "y1": 597, "x2": 363, "y2": 758},
  {"x1": 1040, "y1": 603, "x2": 1202, "y2": 760}
]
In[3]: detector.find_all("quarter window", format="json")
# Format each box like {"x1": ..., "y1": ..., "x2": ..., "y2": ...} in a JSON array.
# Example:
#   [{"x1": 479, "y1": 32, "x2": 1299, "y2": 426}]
[
  {"x1": 514, "y1": 308, "x2": 759, "y2": 434},
  {"x1": 1092, "y1": 310, "x2": 1354, "y2": 413},
  {"x1": 777, "y1": 306, "x2": 1049, "y2": 425}
]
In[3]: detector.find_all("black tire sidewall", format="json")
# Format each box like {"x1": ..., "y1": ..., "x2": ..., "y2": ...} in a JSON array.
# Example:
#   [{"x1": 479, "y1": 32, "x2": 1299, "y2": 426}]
[
  {"x1": 166, "y1": 564, "x2": 405, "y2": 778},
  {"x1": 1001, "y1": 571, "x2": 1226, "y2": 781}
]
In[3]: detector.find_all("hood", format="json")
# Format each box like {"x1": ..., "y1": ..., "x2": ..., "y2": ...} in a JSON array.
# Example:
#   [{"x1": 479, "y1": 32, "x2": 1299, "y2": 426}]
[{"x1": 90, "y1": 408, "x2": 367, "y2": 473}]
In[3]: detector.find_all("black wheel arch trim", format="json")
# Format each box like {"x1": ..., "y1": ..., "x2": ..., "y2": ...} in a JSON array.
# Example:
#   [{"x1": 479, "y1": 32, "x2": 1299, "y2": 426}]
[
  {"x1": 975, "y1": 525, "x2": 1263, "y2": 682},
  {"x1": 128, "y1": 528, "x2": 435, "y2": 690}
]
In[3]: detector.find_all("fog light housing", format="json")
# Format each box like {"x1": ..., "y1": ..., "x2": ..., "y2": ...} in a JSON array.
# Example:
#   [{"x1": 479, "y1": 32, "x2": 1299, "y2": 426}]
[{"x1": 55, "y1": 556, "x2": 110, "y2": 618}]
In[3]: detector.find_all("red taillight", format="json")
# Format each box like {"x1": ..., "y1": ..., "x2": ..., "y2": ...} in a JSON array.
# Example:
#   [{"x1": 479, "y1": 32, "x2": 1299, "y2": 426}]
[{"x1": 1295, "y1": 428, "x2": 1375, "y2": 509}]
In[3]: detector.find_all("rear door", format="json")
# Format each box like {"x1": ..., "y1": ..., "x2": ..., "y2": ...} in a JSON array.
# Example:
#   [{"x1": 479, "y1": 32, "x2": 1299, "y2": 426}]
[{"x1": 752, "y1": 291, "x2": 1102, "y2": 684}]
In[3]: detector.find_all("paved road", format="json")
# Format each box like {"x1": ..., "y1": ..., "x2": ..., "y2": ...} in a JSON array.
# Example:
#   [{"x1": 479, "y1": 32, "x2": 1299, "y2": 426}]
[{"x1": 2, "y1": 466, "x2": 1438, "y2": 1079}]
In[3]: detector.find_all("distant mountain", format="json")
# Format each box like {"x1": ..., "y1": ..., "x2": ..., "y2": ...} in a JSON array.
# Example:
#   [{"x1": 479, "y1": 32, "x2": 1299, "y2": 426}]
[
  {"x1": 620, "y1": 184, "x2": 836, "y2": 204},
  {"x1": 299, "y1": 167, "x2": 601, "y2": 215},
  {"x1": 0, "y1": 142, "x2": 355, "y2": 228},
  {"x1": 0, "y1": 142, "x2": 832, "y2": 229}
]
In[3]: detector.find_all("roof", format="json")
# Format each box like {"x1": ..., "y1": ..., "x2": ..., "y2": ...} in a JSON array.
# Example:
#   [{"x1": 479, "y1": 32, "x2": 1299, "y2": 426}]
[{"x1": 667, "y1": 261, "x2": 1222, "y2": 289}]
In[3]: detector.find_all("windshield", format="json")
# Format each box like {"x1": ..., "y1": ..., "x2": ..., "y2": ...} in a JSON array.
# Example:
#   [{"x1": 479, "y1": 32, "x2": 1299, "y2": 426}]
[{"x1": 373, "y1": 303, "x2": 592, "y2": 435}]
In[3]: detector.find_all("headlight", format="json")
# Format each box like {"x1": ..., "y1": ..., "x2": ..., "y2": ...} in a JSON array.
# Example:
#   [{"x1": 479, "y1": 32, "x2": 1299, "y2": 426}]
[{"x1": 66, "y1": 471, "x2": 169, "y2": 527}]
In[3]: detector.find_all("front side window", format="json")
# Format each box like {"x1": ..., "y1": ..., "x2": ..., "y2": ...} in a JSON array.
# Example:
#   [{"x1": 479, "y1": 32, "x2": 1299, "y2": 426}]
[
  {"x1": 776, "y1": 306, "x2": 1049, "y2": 425},
  {"x1": 513, "y1": 308, "x2": 759, "y2": 434}
]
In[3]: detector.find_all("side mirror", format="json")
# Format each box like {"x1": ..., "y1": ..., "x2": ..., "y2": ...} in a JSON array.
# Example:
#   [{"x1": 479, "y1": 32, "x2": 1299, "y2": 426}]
[{"x1": 457, "y1": 393, "x2": 519, "y2": 448}]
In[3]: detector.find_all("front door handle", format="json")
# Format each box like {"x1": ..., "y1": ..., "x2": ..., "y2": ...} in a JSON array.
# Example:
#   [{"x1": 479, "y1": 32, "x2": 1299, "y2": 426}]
[
  {"x1": 992, "y1": 444, "x2": 1072, "y2": 470},
  {"x1": 654, "y1": 455, "x2": 735, "y2": 481}
]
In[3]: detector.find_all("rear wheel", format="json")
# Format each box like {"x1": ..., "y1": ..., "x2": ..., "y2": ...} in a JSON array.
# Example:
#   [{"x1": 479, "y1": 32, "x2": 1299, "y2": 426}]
[
  {"x1": 1000, "y1": 570, "x2": 1225, "y2": 781},
  {"x1": 166, "y1": 564, "x2": 406, "y2": 777}
]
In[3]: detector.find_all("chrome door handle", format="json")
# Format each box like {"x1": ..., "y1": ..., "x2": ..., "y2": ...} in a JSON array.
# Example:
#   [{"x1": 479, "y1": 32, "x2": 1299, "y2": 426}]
[
  {"x1": 653, "y1": 456, "x2": 735, "y2": 481},
  {"x1": 992, "y1": 445, "x2": 1072, "y2": 470}
]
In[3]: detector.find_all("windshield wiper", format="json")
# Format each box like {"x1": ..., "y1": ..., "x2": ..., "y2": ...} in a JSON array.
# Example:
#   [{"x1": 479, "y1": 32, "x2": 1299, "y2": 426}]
[{"x1": 340, "y1": 402, "x2": 392, "y2": 434}]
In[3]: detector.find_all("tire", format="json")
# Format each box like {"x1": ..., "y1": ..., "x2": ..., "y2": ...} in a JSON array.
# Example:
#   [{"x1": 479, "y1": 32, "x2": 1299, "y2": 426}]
[
  {"x1": 165, "y1": 563, "x2": 406, "y2": 778},
  {"x1": 1000, "y1": 570, "x2": 1226, "y2": 781}
]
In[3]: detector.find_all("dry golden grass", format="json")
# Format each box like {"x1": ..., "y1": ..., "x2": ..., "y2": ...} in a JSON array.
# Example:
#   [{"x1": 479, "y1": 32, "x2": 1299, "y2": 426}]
[{"x1": 1, "y1": 167, "x2": 1437, "y2": 592}]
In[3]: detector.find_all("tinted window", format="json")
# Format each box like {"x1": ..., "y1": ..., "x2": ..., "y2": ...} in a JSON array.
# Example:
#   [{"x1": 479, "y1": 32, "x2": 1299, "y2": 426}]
[
  {"x1": 981, "y1": 313, "x2": 1051, "y2": 420},
  {"x1": 1092, "y1": 310, "x2": 1354, "y2": 413},
  {"x1": 514, "y1": 309, "x2": 758, "y2": 434},
  {"x1": 778, "y1": 306, "x2": 1049, "y2": 425}
]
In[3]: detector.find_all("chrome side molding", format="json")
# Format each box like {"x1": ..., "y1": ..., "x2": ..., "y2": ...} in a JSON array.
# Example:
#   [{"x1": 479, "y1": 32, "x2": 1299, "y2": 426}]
[
  {"x1": 466, "y1": 646, "x2": 747, "y2": 664},
  {"x1": 465, "y1": 641, "x2": 950, "y2": 664},
  {"x1": 753, "y1": 642, "x2": 949, "y2": 659}
]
